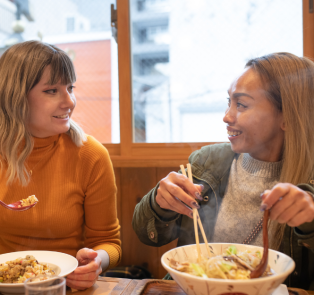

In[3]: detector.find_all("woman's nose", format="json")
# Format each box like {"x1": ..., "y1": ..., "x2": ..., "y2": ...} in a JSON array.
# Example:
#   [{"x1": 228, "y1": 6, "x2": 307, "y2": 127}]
[
  {"x1": 61, "y1": 90, "x2": 75, "y2": 109},
  {"x1": 223, "y1": 106, "x2": 236, "y2": 124}
]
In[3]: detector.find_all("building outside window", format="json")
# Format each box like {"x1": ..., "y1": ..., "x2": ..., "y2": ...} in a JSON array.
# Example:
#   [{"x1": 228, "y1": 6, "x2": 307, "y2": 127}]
[
  {"x1": 130, "y1": 0, "x2": 302, "y2": 143},
  {"x1": 0, "y1": 0, "x2": 119, "y2": 144},
  {"x1": 66, "y1": 17, "x2": 75, "y2": 32}
]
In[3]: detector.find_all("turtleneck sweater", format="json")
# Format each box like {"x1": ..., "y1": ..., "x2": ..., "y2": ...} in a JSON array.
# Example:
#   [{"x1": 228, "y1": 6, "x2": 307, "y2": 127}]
[
  {"x1": 212, "y1": 153, "x2": 282, "y2": 246},
  {"x1": 0, "y1": 133, "x2": 121, "y2": 270}
]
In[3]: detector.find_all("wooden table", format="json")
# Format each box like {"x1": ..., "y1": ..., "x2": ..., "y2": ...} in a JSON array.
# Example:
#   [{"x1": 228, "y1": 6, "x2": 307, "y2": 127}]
[
  {"x1": 65, "y1": 277, "x2": 314, "y2": 295},
  {"x1": 0, "y1": 277, "x2": 312, "y2": 295},
  {"x1": 66, "y1": 277, "x2": 132, "y2": 295}
]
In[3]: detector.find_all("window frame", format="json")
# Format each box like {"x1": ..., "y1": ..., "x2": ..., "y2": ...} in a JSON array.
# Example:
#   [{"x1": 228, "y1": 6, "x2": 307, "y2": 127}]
[{"x1": 105, "y1": 0, "x2": 314, "y2": 167}]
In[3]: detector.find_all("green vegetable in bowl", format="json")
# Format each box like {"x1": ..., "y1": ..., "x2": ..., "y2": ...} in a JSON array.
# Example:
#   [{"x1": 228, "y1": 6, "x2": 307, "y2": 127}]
[
  {"x1": 190, "y1": 263, "x2": 208, "y2": 278},
  {"x1": 226, "y1": 245, "x2": 237, "y2": 255}
]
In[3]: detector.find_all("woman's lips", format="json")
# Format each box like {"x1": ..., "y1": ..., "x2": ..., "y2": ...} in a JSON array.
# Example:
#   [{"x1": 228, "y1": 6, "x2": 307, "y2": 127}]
[
  {"x1": 53, "y1": 114, "x2": 69, "y2": 119},
  {"x1": 227, "y1": 130, "x2": 242, "y2": 140},
  {"x1": 227, "y1": 130, "x2": 242, "y2": 136}
]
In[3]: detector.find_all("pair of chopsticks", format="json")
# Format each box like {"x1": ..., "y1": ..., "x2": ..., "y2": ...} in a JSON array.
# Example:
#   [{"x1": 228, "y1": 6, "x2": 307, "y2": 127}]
[{"x1": 180, "y1": 164, "x2": 212, "y2": 262}]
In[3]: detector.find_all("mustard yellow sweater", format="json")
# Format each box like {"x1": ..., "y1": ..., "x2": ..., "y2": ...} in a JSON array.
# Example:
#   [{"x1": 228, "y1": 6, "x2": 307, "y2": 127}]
[{"x1": 0, "y1": 134, "x2": 121, "y2": 269}]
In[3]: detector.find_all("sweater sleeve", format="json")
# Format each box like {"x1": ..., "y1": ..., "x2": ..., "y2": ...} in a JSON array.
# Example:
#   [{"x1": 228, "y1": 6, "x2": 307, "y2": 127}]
[{"x1": 81, "y1": 136, "x2": 121, "y2": 269}]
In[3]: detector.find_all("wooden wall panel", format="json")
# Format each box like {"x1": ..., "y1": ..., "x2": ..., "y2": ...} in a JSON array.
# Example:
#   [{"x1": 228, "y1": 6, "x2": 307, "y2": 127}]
[
  {"x1": 156, "y1": 167, "x2": 179, "y2": 278},
  {"x1": 119, "y1": 167, "x2": 159, "y2": 277},
  {"x1": 116, "y1": 166, "x2": 181, "y2": 279}
]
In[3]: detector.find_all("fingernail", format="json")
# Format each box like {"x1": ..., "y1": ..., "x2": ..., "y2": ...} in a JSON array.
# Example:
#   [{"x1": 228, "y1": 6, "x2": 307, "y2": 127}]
[
  {"x1": 260, "y1": 190, "x2": 270, "y2": 200},
  {"x1": 260, "y1": 204, "x2": 268, "y2": 212},
  {"x1": 199, "y1": 184, "x2": 204, "y2": 191},
  {"x1": 191, "y1": 201, "x2": 200, "y2": 209},
  {"x1": 195, "y1": 192, "x2": 203, "y2": 200},
  {"x1": 189, "y1": 212, "x2": 194, "y2": 218}
]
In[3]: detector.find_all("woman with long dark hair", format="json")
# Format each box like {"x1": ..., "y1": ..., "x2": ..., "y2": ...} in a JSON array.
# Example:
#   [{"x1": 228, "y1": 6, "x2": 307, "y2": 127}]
[{"x1": 133, "y1": 52, "x2": 314, "y2": 289}]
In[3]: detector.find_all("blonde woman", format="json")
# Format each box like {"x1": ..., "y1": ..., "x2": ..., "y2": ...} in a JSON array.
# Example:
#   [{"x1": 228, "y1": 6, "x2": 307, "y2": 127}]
[
  {"x1": 132, "y1": 52, "x2": 314, "y2": 289},
  {"x1": 0, "y1": 41, "x2": 121, "y2": 290}
]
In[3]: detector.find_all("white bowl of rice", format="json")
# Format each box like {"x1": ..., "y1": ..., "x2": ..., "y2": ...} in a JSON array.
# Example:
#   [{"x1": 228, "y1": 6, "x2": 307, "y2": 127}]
[
  {"x1": 0, "y1": 251, "x2": 78, "y2": 294},
  {"x1": 161, "y1": 243, "x2": 295, "y2": 295}
]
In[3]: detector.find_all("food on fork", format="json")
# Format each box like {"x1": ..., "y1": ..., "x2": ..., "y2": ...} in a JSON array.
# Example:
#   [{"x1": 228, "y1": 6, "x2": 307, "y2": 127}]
[
  {"x1": 0, "y1": 255, "x2": 55, "y2": 283},
  {"x1": 19, "y1": 195, "x2": 38, "y2": 208}
]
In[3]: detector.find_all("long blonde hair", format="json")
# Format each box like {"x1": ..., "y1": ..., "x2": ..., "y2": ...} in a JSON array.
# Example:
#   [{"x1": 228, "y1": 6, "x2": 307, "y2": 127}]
[
  {"x1": 0, "y1": 40, "x2": 86, "y2": 186},
  {"x1": 246, "y1": 52, "x2": 314, "y2": 249}
]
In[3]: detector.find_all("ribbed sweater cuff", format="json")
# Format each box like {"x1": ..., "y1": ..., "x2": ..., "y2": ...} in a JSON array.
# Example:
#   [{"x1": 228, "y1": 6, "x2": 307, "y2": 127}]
[{"x1": 93, "y1": 244, "x2": 121, "y2": 270}]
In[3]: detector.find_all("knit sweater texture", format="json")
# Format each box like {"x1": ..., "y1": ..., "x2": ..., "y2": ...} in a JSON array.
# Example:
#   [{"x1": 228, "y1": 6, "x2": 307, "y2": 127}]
[
  {"x1": 0, "y1": 133, "x2": 121, "y2": 269},
  {"x1": 213, "y1": 153, "x2": 282, "y2": 245}
]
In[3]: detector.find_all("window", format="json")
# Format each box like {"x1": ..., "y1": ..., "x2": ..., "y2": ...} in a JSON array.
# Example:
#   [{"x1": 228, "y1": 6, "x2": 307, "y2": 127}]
[
  {"x1": 108, "y1": 0, "x2": 314, "y2": 166},
  {"x1": 1, "y1": 0, "x2": 313, "y2": 165},
  {"x1": 0, "y1": 0, "x2": 119, "y2": 144},
  {"x1": 130, "y1": 0, "x2": 302, "y2": 143},
  {"x1": 66, "y1": 17, "x2": 75, "y2": 32},
  {"x1": 0, "y1": 0, "x2": 16, "y2": 35}
]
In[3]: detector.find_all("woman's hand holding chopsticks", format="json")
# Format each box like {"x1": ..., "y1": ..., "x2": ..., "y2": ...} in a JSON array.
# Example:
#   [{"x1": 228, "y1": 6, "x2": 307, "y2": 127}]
[
  {"x1": 157, "y1": 164, "x2": 213, "y2": 260},
  {"x1": 156, "y1": 170, "x2": 203, "y2": 218}
]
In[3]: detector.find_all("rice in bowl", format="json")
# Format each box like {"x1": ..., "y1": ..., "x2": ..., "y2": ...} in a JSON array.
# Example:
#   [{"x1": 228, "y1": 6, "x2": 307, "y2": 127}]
[{"x1": 0, "y1": 255, "x2": 55, "y2": 284}]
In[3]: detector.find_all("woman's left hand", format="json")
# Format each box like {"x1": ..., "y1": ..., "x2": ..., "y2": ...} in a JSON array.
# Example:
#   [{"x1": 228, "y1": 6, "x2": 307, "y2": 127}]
[
  {"x1": 66, "y1": 248, "x2": 102, "y2": 290},
  {"x1": 261, "y1": 183, "x2": 314, "y2": 227}
]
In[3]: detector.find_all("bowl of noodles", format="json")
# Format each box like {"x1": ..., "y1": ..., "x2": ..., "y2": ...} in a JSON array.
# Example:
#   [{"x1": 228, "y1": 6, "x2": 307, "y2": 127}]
[{"x1": 161, "y1": 243, "x2": 295, "y2": 295}]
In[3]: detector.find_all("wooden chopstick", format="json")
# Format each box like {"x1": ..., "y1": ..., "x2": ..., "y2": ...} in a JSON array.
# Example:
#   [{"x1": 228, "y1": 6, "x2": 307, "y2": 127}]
[
  {"x1": 180, "y1": 164, "x2": 212, "y2": 260},
  {"x1": 185, "y1": 164, "x2": 201, "y2": 262}
]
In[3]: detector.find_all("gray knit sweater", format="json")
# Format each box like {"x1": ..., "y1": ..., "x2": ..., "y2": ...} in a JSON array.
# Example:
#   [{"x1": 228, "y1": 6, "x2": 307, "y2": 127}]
[{"x1": 212, "y1": 153, "x2": 282, "y2": 246}]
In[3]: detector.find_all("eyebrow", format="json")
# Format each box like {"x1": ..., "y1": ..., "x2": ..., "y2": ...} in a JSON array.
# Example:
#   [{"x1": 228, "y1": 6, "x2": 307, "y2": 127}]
[
  {"x1": 43, "y1": 82, "x2": 66, "y2": 86},
  {"x1": 231, "y1": 92, "x2": 254, "y2": 100},
  {"x1": 43, "y1": 82, "x2": 57, "y2": 86}
]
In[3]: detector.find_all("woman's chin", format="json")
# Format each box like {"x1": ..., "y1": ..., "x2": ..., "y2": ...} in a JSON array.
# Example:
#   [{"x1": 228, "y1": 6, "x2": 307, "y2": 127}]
[
  {"x1": 229, "y1": 143, "x2": 247, "y2": 154},
  {"x1": 54, "y1": 123, "x2": 71, "y2": 134}
]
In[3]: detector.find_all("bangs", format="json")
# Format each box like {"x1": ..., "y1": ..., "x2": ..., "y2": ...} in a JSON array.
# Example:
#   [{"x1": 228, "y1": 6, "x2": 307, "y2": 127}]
[{"x1": 47, "y1": 51, "x2": 76, "y2": 86}]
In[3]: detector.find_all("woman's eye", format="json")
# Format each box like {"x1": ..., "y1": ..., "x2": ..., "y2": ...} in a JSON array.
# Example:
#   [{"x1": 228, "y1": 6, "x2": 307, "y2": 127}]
[
  {"x1": 237, "y1": 103, "x2": 247, "y2": 109},
  {"x1": 68, "y1": 86, "x2": 75, "y2": 93},
  {"x1": 44, "y1": 89, "x2": 57, "y2": 94},
  {"x1": 227, "y1": 98, "x2": 231, "y2": 107}
]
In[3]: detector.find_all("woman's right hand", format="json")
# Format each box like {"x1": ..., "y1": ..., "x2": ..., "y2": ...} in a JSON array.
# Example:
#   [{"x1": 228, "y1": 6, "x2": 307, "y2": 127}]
[{"x1": 156, "y1": 171, "x2": 203, "y2": 218}]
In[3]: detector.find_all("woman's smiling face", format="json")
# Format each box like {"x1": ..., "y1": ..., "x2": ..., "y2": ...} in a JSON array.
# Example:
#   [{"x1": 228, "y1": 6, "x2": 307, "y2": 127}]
[
  {"x1": 27, "y1": 66, "x2": 76, "y2": 138},
  {"x1": 223, "y1": 67, "x2": 285, "y2": 162}
]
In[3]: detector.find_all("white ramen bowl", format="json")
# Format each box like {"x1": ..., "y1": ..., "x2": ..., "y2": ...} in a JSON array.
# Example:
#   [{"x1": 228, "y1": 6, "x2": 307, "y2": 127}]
[
  {"x1": 161, "y1": 243, "x2": 295, "y2": 295},
  {"x1": 0, "y1": 250, "x2": 78, "y2": 294}
]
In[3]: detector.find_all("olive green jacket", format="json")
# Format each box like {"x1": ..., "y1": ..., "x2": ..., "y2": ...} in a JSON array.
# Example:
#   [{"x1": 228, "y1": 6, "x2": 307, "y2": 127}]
[{"x1": 132, "y1": 143, "x2": 314, "y2": 289}]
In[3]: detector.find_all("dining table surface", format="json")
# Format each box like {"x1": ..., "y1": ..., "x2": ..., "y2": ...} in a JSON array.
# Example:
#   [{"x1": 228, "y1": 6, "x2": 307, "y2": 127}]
[
  {"x1": 64, "y1": 277, "x2": 314, "y2": 295},
  {"x1": 0, "y1": 277, "x2": 312, "y2": 295}
]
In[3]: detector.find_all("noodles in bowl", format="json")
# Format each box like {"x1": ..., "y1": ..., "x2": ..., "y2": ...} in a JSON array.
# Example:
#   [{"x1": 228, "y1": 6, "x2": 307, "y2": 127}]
[
  {"x1": 168, "y1": 245, "x2": 274, "y2": 280},
  {"x1": 161, "y1": 243, "x2": 295, "y2": 295}
]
